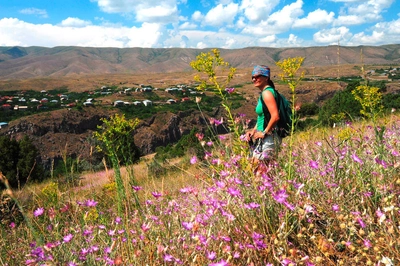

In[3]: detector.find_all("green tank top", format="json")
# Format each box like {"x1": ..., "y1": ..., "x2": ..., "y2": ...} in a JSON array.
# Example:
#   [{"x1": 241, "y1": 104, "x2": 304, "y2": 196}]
[{"x1": 255, "y1": 87, "x2": 276, "y2": 131}]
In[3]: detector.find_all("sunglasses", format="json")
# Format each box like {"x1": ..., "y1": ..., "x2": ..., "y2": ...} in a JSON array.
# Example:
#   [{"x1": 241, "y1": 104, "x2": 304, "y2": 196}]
[{"x1": 252, "y1": 75, "x2": 264, "y2": 82}]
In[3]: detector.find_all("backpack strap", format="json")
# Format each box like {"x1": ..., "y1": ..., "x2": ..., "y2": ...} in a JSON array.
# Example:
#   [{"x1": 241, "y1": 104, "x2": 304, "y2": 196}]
[{"x1": 259, "y1": 86, "x2": 279, "y2": 131}]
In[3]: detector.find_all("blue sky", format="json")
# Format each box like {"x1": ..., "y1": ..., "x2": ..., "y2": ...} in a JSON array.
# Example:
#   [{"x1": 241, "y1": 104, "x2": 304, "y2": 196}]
[{"x1": 0, "y1": 0, "x2": 399, "y2": 49}]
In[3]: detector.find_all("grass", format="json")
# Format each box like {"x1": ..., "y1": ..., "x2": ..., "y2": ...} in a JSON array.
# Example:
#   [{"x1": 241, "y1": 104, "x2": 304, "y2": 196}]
[{"x1": 1, "y1": 113, "x2": 399, "y2": 265}]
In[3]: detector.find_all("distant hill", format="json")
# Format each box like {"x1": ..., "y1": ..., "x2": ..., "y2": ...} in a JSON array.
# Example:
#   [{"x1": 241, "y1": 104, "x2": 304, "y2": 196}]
[{"x1": 0, "y1": 45, "x2": 399, "y2": 79}]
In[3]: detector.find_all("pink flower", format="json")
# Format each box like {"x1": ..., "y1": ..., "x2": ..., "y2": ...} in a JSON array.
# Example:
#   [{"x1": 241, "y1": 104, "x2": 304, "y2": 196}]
[
  {"x1": 309, "y1": 160, "x2": 319, "y2": 169},
  {"x1": 84, "y1": 199, "x2": 98, "y2": 207},
  {"x1": 190, "y1": 156, "x2": 198, "y2": 164},
  {"x1": 351, "y1": 153, "x2": 363, "y2": 164},
  {"x1": 34, "y1": 207, "x2": 44, "y2": 217},
  {"x1": 182, "y1": 221, "x2": 193, "y2": 230},
  {"x1": 63, "y1": 234, "x2": 73, "y2": 243}
]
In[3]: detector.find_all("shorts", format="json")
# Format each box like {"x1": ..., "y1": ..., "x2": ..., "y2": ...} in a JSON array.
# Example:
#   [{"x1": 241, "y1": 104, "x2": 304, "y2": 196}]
[{"x1": 250, "y1": 132, "x2": 281, "y2": 160}]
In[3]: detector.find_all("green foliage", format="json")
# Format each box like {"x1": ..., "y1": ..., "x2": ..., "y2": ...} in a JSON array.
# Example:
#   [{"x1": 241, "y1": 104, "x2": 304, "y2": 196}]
[
  {"x1": 93, "y1": 114, "x2": 141, "y2": 166},
  {"x1": 297, "y1": 102, "x2": 320, "y2": 117},
  {"x1": 318, "y1": 81, "x2": 362, "y2": 126},
  {"x1": 382, "y1": 93, "x2": 400, "y2": 110},
  {"x1": 0, "y1": 135, "x2": 45, "y2": 189},
  {"x1": 155, "y1": 128, "x2": 205, "y2": 161}
]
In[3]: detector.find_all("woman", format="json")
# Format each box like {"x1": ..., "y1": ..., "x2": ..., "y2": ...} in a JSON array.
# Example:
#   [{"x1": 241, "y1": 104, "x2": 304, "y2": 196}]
[{"x1": 245, "y1": 65, "x2": 281, "y2": 162}]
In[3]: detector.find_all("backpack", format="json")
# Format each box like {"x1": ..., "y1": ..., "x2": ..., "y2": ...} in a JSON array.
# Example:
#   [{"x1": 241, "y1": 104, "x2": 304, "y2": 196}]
[{"x1": 260, "y1": 87, "x2": 293, "y2": 138}]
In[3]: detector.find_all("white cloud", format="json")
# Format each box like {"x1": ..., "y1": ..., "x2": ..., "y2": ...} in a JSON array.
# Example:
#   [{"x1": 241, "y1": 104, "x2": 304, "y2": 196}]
[
  {"x1": 92, "y1": 0, "x2": 179, "y2": 23},
  {"x1": 259, "y1": 35, "x2": 277, "y2": 44},
  {"x1": 242, "y1": 0, "x2": 304, "y2": 36},
  {"x1": 203, "y1": 3, "x2": 239, "y2": 27},
  {"x1": 0, "y1": 18, "x2": 164, "y2": 48},
  {"x1": 335, "y1": 0, "x2": 395, "y2": 26},
  {"x1": 293, "y1": 9, "x2": 335, "y2": 28},
  {"x1": 179, "y1": 22, "x2": 197, "y2": 30},
  {"x1": 240, "y1": 0, "x2": 280, "y2": 23},
  {"x1": 191, "y1": 11, "x2": 203, "y2": 21},
  {"x1": 313, "y1": 26, "x2": 352, "y2": 44},
  {"x1": 19, "y1": 8, "x2": 48, "y2": 18},
  {"x1": 60, "y1": 18, "x2": 92, "y2": 27},
  {"x1": 136, "y1": 4, "x2": 179, "y2": 23}
]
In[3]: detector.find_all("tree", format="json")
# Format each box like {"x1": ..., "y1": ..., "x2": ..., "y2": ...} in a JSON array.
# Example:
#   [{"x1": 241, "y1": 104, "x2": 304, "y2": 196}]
[
  {"x1": 0, "y1": 135, "x2": 44, "y2": 189},
  {"x1": 318, "y1": 81, "x2": 362, "y2": 126}
]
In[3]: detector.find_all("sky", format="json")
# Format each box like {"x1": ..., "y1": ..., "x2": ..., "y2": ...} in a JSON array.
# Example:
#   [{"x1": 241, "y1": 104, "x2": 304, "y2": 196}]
[{"x1": 0, "y1": 0, "x2": 399, "y2": 49}]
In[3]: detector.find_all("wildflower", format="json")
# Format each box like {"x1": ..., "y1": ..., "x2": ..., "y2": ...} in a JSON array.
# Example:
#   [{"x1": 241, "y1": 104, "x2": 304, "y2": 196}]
[
  {"x1": 195, "y1": 132, "x2": 204, "y2": 140},
  {"x1": 132, "y1": 186, "x2": 142, "y2": 191},
  {"x1": 209, "y1": 260, "x2": 229, "y2": 266},
  {"x1": 115, "y1": 216, "x2": 122, "y2": 224},
  {"x1": 363, "y1": 239, "x2": 372, "y2": 249},
  {"x1": 332, "y1": 204, "x2": 340, "y2": 212},
  {"x1": 351, "y1": 153, "x2": 363, "y2": 164},
  {"x1": 206, "y1": 141, "x2": 213, "y2": 146},
  {"x1": 34, "y1": 207, "x2": 44, "y2": 217},
  {"x1": 151, "y1": 191, "x2": 162, "y2": 198},
  {"x1": 273, "y1": 189, "x2": 289, "y2": 204},
  {"x1": 85, "y1": 199, "x2": 98, "y2": 207},
  {"x1": 9, "y1": 222, "x2": 15, "y2": 229},
  {"x1": 214, "y1": 117, "x2": 223, "y2": 125},
  {"x1": 309, "y1": 160, "x2": 319, "y2": 169},
  {"x1": 239, "y1": 134, "x2": 247, "y2": 141},
  {"x1": 141, "y1": 223, "x2": 151, "y2": 232},
  {"x1": 207, "y1": 251, "x2": 216, "y2": 260},
  {"x1": 182, "y1": 221, "x2": 193, "y2": 230},
  {"x1": 190, "y1": 156, "x2": 198, "y2": 164},
  {"x1": 244, "y1": 202, "x2": 260, "y2": 209},
  {"x1": 67, "y1": 262, "x2": 78, "y2": 266},
  {"x1": 227, "y1": 187, "x2": 241, "y2": 196},
  {"x1": 225, "y1": 87, "x2": 235, "y2": 93},
  {"x1": 376, "y1": 208, "x2": 386, "y2": 224},
  {"x1": 63, "y1": 234, "x2": 73, "y2": 243},
  {"x1": 195, "y1": 96, "x2": 202, "y2": 103},
  {"x1": 375, "y1": 158, "x2": 388, "y2": 168},
  {"x1": 357, "y1": 217, "x2": 366, "y2": 228},
  {"x1": 164, "y1": 254, "x2": 174, "y2": 262}
]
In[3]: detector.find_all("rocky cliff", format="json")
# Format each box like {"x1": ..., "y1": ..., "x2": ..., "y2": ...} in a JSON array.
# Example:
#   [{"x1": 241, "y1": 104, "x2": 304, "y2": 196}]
[{"x1": 0, "y1": 107, "x2": 225, "y2": 170}]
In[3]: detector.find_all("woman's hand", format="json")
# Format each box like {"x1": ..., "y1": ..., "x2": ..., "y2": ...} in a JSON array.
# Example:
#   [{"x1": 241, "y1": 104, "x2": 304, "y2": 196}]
[
  {"x1": 253, "y1": 131, "x2": 265, "y2": 140},
  {"x1": 245, "y1": 130, "x2": 255, "y2": 141}
]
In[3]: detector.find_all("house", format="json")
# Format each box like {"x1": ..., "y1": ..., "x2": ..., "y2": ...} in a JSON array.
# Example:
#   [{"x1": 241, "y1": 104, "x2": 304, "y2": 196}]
[
  {"x1": 167, "y1": 99, "x2": 177, "y2": 104},
  {"x1": 142, "y1": 87, "x2": 153, "y2": 92},
  {"x1": 114, "y1": 100, "x2": 125, "y2": 107},
  {"x1": 181, "y1": 97, "x2": 190, "y2": 102},
  {"x1": 83, "y1": 101, "x2": 94, "y2": 106},
  {"x1": 1, "y1": 104, "x2": 12, "y2": 110},
  {"x1": 0, "y1": 122, "x2": 8, "y2": 129},
  {"x1": 40, "y1": 90, "x2": 47, "y2": 93},
  {"x1": 30, "y1": 98, "x2": 40, "y2": 103},
  {"x1": 50, "y1": 100, "x2": 58, "y2": 103},
  {"x1": 132, "y1": 101, "x2": 142, "y2": 105},
  {"x1": 142, "y1": 100, "x2": 152, "y2": 106},
  {"x1": 40, "y1": 98, "x2": 49, "y2": 103},
  {"x1": 60, "y1": 95, "x2": 68, "y2": 101}
]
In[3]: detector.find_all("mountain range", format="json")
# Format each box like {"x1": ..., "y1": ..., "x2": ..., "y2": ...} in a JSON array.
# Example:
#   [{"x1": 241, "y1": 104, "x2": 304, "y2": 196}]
[{"x1": 0, "y1": 45, "x2": 399, "y2": 80}]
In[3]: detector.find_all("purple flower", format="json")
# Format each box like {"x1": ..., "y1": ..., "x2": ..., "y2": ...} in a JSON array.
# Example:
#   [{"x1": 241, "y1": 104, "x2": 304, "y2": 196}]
[
  {"x1": 332, "y1": 204, "x2": 340, "y2": 212},
  {"x1": 182, "y1": 221, "x2": 193, "y2": 231},
  {"x1": 225, "y1": 87, "x2": 235, "y2": 94},
  {"x1": 244, "y1": 202, "x2": 260, "y2": 209},
  {"x1": 273, "y1": 189, "x2": 288, "y2": 204},
  {"x1": 164, "y1": 254, "x2": 174, "y2": 262},
  {"x1": 351, "y1": 153, "x2": 363, "y2": 164},
  {"x1": 375, "y1": 158, "x2": 388, "y2": 168},
  {"x1": 190, "y1": 156, "x2": 198, "y2": 164},
  {"x1": 34, "y1": 207, "x2": 44, "y2": 217},
  {"x1": 209, "y1": 260, "x2": 229, "y2": 266},
  {"x1": 363, "y1": 239, "x2": 372, "y2": 248},
  {"x1": 84, "y1": 199, "x2": 98, "y2": 207},
  {"x1": 63, "y1": 234, "x2": 73, "y2": 243},
  {"x1": 151, "y1": 191, "x2": 162, "y2": 198},
  {"x1": 309, "y1": 160, "x2": 319, "y2": 169},
  {"x1": 132, "y1": 186, "x2": 142, "y2": 191},
  {"x1": 227, "y1": 187, "x2": 241, "y2": 197},
  {"x1": 207, "y1": 251, "x2": 216, "y2": 260}
]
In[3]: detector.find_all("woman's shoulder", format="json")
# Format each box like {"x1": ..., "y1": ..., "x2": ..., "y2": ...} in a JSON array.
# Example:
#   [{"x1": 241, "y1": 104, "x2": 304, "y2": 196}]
[{"x1": 262, "y1": 86, "x2": 276, "y2": 97}]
